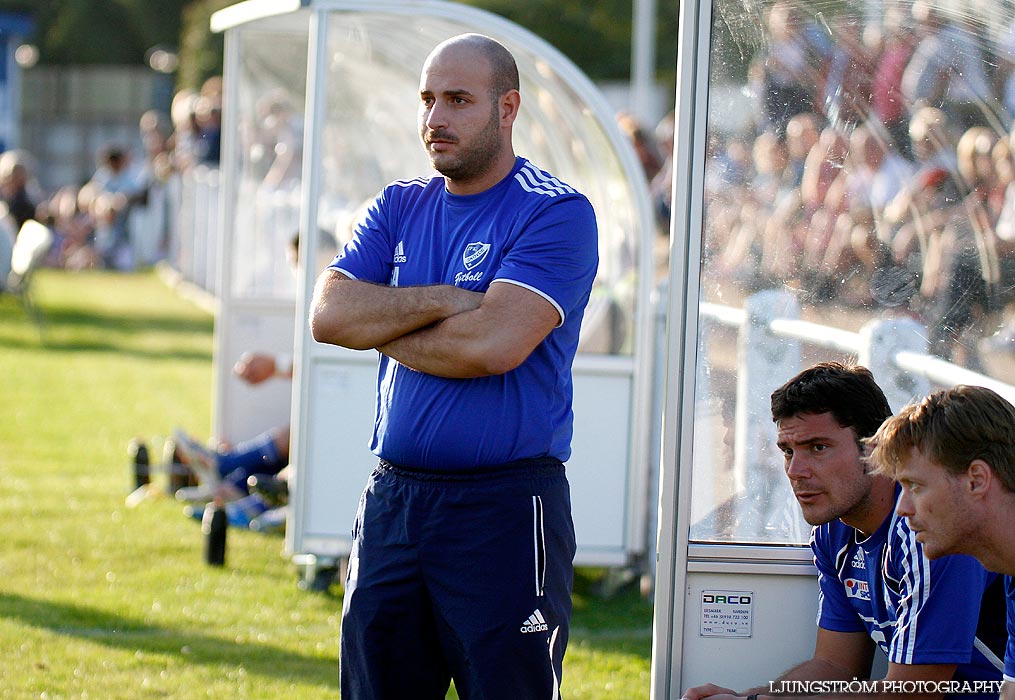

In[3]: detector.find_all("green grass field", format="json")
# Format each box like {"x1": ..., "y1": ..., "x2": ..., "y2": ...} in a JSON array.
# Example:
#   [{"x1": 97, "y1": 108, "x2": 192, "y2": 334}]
[{"x1": 0, "y1": 269, "x2": 652, "y2": 699}]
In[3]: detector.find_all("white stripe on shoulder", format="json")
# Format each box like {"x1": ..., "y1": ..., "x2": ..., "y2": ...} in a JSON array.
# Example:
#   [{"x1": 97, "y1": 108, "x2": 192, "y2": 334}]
[
  {"x1": 519, "y1": 163, "x2": 574, "y2": 195},
  {"x1": 524, "y1": 163, "x2": 576, "y2": 195},
  {"x1": 391, "y1": 176, "x2": 429, "y2": 189},
  {"x1": 514, "y1": 163, "x2": 576, "y2": 198},
  {"x1": 514, "y1": 170, "x2": 558, "y2": 197},
  {"x1": 892, "y1": 521, "x2": 927, "y2": 665},
  {"x1": 493, "y1": 279, "x2": 565, "y2": 327}
]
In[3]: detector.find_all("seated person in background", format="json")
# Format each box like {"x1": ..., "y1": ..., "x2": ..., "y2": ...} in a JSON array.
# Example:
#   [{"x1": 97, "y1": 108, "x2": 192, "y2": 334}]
[
  {"x1": 87, "y1": 144, "x2": 147, "y2": 271},
  {"x1": 0, "y1": 150, "x2": 41, "y2": 232},
  {"x1": 868, "y1": 385, "x2": 1015, "y2": 700},
  {"x1": 682, "y1": 362, "x2": 1005, "y2": 700},
  {"x1": 174, "y1": 351, "x2": 292, "y2": 526},
  {"x1": 175, "y1": 232, "x2": 307, "y2": 529}
]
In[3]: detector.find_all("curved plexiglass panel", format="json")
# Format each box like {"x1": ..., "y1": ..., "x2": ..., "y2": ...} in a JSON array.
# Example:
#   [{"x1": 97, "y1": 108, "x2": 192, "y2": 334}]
[
  {"x1": 218, "y1": 3, "x2": 651, "y2": 351},
  {"x1": 691, "y1": 0, "x2": 1015, "y2": 544},
  {"x1": 315, "y1": 9, "x2": 647, "y2": 355},
  {"x1": 228, "y1": 20, "x2": 309, "y2": 300}
]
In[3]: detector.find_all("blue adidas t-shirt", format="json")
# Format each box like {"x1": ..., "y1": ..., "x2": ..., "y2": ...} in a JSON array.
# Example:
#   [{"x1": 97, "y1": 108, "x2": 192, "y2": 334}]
[
  {"x1": 329, "y1": 157, "x2": 598, "y2": 470},
  {"x1": 812, "y1": 485, "x2": 1005, "y2": 695}
]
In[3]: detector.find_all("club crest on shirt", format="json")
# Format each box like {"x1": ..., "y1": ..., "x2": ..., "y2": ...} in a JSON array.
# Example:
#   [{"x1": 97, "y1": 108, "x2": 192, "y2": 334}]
[
  {"x1": 463, "y1": 242, "x2": 491, "y2": 270},
  {"x1": 844, "y1": 578, "x2": 870, "y2": 600}
]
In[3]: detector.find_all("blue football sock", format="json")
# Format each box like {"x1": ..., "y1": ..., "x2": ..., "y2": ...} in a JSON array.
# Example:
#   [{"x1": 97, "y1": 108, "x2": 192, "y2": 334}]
[
  {"x1": 188, "y1": 494, "x2": 269, "y2": 528},
  {"x1": 218, "y1": 431, "x2": 286, "y2": 491}
]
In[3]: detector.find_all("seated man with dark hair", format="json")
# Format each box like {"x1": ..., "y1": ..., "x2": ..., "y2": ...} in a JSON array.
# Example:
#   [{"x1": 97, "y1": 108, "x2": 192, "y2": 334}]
[
  {"x1": 683, "y1": 362, "x2": 1005, "y2": 700},
  {"x1": 869, "y1": 384, "x2": 1015, "y2": 700}
]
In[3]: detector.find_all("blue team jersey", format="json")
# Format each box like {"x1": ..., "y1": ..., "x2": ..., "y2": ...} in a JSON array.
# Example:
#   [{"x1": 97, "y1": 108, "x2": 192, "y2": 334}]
[
  {"x1": 812, "y1": 485, "x2": 1005, "y2": 695},
  {"x1": 1005, "y1": 576, "x2": 1015, "y2": 682},
  {"x1": 329, "y1": 157, "x2": 598, "y2": 471}
]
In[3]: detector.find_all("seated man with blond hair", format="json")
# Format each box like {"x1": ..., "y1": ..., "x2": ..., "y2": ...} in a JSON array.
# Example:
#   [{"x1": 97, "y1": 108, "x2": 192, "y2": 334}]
[{"x1": 869, "y1": 384, "x2": 1015, "y2": 700}]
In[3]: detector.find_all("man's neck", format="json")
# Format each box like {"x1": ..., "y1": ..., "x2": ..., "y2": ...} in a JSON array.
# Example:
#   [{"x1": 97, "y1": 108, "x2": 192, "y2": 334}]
[
  {"x1": 445, "y1": 150, "x2": 517, "y2": 196},
  {"x1": 970, "y1": 491, "x2": 1015, "y2": 575},
  {"x1": 841, "y1": 476, "x2": 896, "y2": 537}
]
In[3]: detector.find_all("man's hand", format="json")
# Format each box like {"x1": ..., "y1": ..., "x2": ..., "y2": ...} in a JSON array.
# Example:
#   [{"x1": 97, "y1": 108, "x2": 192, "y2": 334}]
[
  {"x1": 680, "y1": 683, "x2": 741, "y2": 700},
  {"x1": 377, "y1": 280, "x2": 560, "y2": 378},
  {"x1": 233, "y1": 352, "x2": 284, "y2": 385},
  {"x1": 310, "y1": 269, "x2": 484, "y2": 350}
]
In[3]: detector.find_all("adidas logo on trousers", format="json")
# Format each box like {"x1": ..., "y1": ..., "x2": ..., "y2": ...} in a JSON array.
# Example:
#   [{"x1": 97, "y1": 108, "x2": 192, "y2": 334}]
[{"x1": 521, "y1": 609, "x2": 549, "y2": 633}]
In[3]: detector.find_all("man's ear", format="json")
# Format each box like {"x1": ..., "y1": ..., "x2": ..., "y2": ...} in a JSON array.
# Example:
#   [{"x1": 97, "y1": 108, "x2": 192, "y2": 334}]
[
  {"x1": 966, "y1": 459, "x2": 993, "y2": 498},
  {"x1": 500, "y1": 90, "x2": 521, "y2": 126}
]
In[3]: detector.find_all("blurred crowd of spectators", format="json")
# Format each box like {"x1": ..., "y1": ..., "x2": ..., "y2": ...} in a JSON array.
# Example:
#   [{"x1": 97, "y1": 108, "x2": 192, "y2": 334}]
[
  {"x1": 694, "y1": 1, "x2": 1015, "y2": 368},
  {"x1": 1, "y1": 76, "x2": 223, "y2": 274},
  {"x1": 9, "y1": 0, "x2": 1015, "y2": 373}
]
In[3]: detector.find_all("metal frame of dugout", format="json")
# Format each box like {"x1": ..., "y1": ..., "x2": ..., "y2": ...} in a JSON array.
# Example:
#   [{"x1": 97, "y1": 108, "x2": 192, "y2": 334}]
[
  {"x1": 646, "y1": 0, "x2": 863, "y2": 691},
  {"x1": 210, "y1": 0, "x2": 658, "y2": 586},
  {"x1": 649, "y1": 0, "x2": 1015, "y2": 695}
]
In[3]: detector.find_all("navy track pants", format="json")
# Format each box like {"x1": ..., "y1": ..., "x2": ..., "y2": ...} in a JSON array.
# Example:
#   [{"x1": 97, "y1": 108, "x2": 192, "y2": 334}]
[{"x1": 340, "y1": 458, "x2": 576, "y2": 700}]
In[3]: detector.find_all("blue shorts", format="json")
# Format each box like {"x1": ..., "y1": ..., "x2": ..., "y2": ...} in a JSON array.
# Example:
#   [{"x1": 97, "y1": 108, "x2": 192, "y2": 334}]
[{"x1": 340, "y1": 458, "x2": 576, "y2": 700}]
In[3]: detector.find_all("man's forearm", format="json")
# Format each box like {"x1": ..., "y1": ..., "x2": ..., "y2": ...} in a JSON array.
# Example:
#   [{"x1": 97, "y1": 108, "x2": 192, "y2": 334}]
[
  {"x1": 378, "y1": 322, "x2": 487, "y2": 378},
  {"x1": 377, "y1": 281, "x2": 559, "y2": 378},
  {"x1": 680, "y1": 664, "x2": 861, "y2": 700},
  {"x1": 775, "y1": 657, "x2": 859, "y2": 684},
  {"x1": 731, "y1": 657, "x2": 856, "y2": 698},
  {"x1": 310, "y1": 272, "x2": 483, "y2": 350},
  {"x1": 378, "y1": 305, "x2": 527, "y2": 378}
]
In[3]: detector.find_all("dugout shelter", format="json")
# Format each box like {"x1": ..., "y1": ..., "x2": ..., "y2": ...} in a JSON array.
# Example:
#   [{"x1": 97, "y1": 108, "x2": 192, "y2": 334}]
[{"x1": 209, "y1": 0, "x2": 658, "y2": 584}]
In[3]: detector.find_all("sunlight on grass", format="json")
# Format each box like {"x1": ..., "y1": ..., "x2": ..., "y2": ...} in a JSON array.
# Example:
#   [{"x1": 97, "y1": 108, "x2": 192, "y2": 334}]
[{"x1": 0, "y1": 269, "x2": 653, "y2": 698}]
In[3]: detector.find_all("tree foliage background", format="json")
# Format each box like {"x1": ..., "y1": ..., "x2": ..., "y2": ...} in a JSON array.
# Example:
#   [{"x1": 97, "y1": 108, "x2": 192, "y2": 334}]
[
  {"x1": 3, "y1": 0, "x2": 677, "y2": 93},
  {"x1": 0, "y1": 0, "x2": 188, "y2": 65}
]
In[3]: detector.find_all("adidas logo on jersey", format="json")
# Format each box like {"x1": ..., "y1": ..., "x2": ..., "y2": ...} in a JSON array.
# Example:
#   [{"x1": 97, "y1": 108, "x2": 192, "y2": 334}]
[
  {"x1": 851, "y1": 549, "x2": 866, "y2": 570},
  {"x1": 521, "y1": 609, "x2": 549, "y2": 633},
  {"x1": 392, "y1": 241, "x2": 407, "y2": 264}
]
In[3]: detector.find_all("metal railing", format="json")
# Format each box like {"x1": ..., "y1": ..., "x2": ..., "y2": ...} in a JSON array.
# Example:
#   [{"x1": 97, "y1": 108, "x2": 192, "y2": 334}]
[
  {"x1": 694, "y1": 288, "x2": 1015, "y2": 544},
  {"x1": 166, "y1": 169, "x2": 1015, "y2": 549},
  {"x1": 168, "y1": 165, "x2": 221, "y2": 296},
  {"x1": 700, "y1": 290, "x2": 1015, "y2": 408}
]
